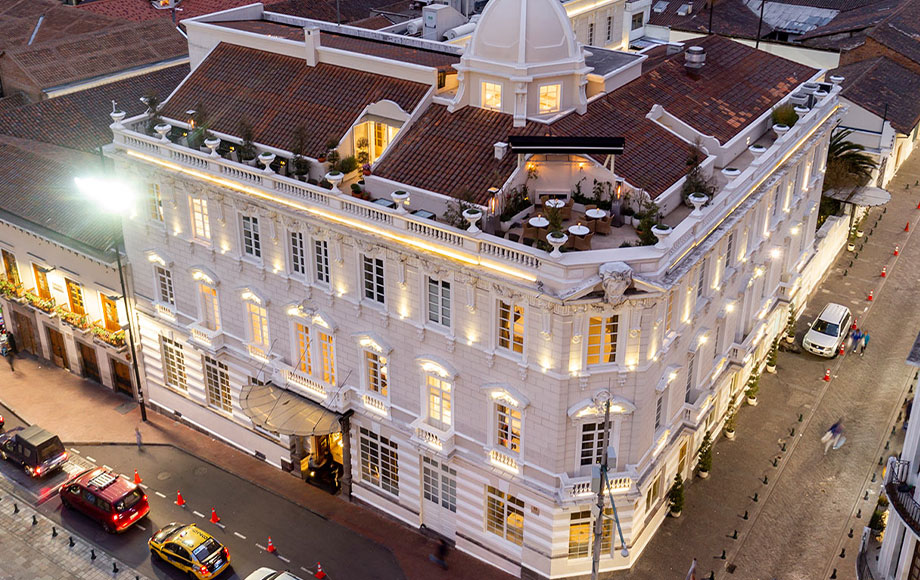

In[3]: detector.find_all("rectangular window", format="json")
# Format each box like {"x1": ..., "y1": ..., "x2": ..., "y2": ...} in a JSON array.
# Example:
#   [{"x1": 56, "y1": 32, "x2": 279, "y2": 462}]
[
  {"x1": 568, "y1": 509, "x2": 612, "y2": 559},
  {"x1": 65, "y1": 278, "x2": 85, "y2": 315},
  {"x1": 359, "y1": 427, "x2": 399, "y2": 496},
  {"x1": 427, "y1": 374, "x2": 452, "y2": 430},
  {"x1": 2, "y1": 249, "x2": 20, "y2": 285},
  {"x1": 294, "y1": 323, "x2": 312, "y2": 374},
  {"x1": 645, "y1": 473, "x2": 662, "y2": 507},
  {"x1": 154, "y1": 266, "x2": 175, "y2": 306},
  {"x1": 685, "y1": 352, "x2": 695, "y2": 403},
  {"x1": 665, "y1": 289, "x2": 675, "y2": 333},
  {"x1": 32, "y1": 264, "x2": 50, "y2": 300},
  {"x1": 486, "y1": 486, "x2": 524, "y2": 545},
  {"x1": 365, "y1": 351, "x2": 389, "y2": 396},
  {"x1": 203, "y1": 356, "x2": 231, "y2": 413},
  {"x1": 587, "y1": 315, "x2": 619, "y2": 365},
  {"x1": 427, "y1": 278, "x2": 451, "y2": 328},
  {"x1": 496, "y1": 403, "x2": 522, "y2": 453},
  {"x1": 100, "y1": 294, "x2": 120, "y2": 332},
  {"x1": 587, "y1": 21, "x2": 595, "y2": 45},
  {"x1": 498, "y1": 301, "x2": 524, "y2": 354},
  {"x1": 726, "y1": 232, "x2": 735, "y2": 265},
  {"x1": 677, "y1": 441, "x2": 688, "y2": 475},
  {"x1": 363, "y1": 256, "x2": 385, "y2": 304},
  {"x1": 147, "y1": 183, "x2": 164, "y2": 222},
  {"x1": 199, "y1": 284, "x2": 220, "y2": 331},
  {"x1": 696, "y1": 263, "x2": 706, "y2": 299},
  {"x1": 631, "y1": 12, "x2": 643, "y2": 30},
  {"x1": 606, "y1": 15, "x2": 613, "y2": 41},
  {"x1": 580, "y1": 421, "x2": 610, "y2": 466},
  {"x1": 247, "y1": 302, "x2": 269, "y2": 349},
  {"x1": 290, "y1": 231, "x2": 305, "y2": 275},
  {"x1": 538, "y1": 84, "x2": 561, "y2": 114},
  {"x1": 655, "y1": 394, "x2": 663, "y2": 430},
  {"x1": 481, "y1": 81, "x2": 502, "y2": 111},
  {"x1": 320, "y1": 332, "x2": 335, "y2": 385},
  {"x1": 241, "y1": 215, "x2": 261, "y2": 259},
  {"x1": 422, "y1": 457, "x2": 457, "y2": 512},
  {"x1": 161, "y1": 336, "x2": 187, "y2": 390},
  {"x1": 190, "y1": 198, "x2": 210, "y2": 241},
  {"x1": 314, "y1": 240, "x2": 330, "y2": 285}
]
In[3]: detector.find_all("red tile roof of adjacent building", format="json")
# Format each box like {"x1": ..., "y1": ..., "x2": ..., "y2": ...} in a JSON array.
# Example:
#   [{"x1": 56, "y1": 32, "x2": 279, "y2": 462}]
[
  {"x1": 349, "y1": 14, "x2": 397, "y2": 30},
  {"x1": 159, "y1": 43, "x2": 430, "y2": 158},
  {"x1": 867, "y1": 0, "x2": 920, "y2": 65},
  {"x1": 76, "y1": 0, "x2": 260, "y2": 22},
  {"x1": 797, "y1": 0, "x2": 904, "y2": 41},
  {"x1": 831, "y1": 57, "x2": 920, "y2": 134},
  {"x1": 0, "y1": 64, "x2": 190, "y2": 153},
  {"x1": 0, "y1": 0, "x2": 120, "y2": 51},
  {"x1": 265, "y1": 0, "x2": 407, "y2": 23},
  {"x1": 647, "y1": 0, "x2": 772, "y2": 40}
]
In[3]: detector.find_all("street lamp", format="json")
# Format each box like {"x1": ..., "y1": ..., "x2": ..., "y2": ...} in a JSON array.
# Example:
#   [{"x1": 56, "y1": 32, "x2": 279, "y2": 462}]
[
  {"x1": 74, "y1": 176, "x2": 147, "y2": 422},
  {"x1": 591, "y1": 389, "x2": 629, "y2": 580}
]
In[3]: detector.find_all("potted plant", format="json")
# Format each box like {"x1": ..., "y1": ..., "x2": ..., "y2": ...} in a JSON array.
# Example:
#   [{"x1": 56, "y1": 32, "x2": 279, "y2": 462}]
[
  {"x1": 237, "y1": 117, "x2": 257, "y2": 165},
  {"x1": 324, "y1": 138, "x2": 340, "y2": 169},
  {"x1": 462, "y1": 207, "x2": 483, "y2": 232},
  {"x1": 766, "y1": 338, "x2": 779, "y2": 373},
  {"x1": 668, "y1": 474, "x2": 685, "y2": 517},
  {"x1": 186, "y1": 104, "x2": 213, "y2": 151},
  {"x1": 785, "y1": 306, "x2": 797, "y2": 344},
  {"x1": 290, "y1": 125, "x2": 311, "y2": 181},
  {"x1": 336, "y1": 155, "x2": 359, "y2": 175},
  {"x1": 745, "y1": 372, "x2": 760, "y2": 406},
  {"x1": 143, "y1": 93, "x2": 163, "y2": 136},
  {"x1": 847, "y1": 235, "x2": 856, "y2": 252},
  {"x1": 696, "y1": 431, "x2": 713, "y2": 479},
  {"x1": 723, "y1": 401, "x2": 737, "y2": 440},
  {"x1": 355, "y1": 137, "x2": 370, "y2": 167},
  {"x1": 772, "y1": 103, "x2": 799, "y2": 136},
  {"x1": 869, "y1": 496, "x2": 888, "y2": 541},
  {"x1": 546, "y1": 230, "x2": 568, "y2": 257}
]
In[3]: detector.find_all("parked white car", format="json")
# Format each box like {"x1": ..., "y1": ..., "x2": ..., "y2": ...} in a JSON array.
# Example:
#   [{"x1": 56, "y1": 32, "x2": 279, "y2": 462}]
[{"x1": 802, "y1": 303, "x2": 852, "y2": 357}]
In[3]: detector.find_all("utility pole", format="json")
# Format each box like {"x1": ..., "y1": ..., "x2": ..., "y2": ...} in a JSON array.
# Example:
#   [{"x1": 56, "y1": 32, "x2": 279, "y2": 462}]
[
  {"x1": 755, "y1": 0, "x2": 765, "y2": 49},
  {"x1": 590, "y1": 393, "x2": 612, "y2": 580}
]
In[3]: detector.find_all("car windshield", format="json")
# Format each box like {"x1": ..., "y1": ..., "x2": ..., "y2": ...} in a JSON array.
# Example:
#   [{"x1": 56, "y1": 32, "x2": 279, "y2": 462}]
[
  {"x1": 37, "y1": 438, "x2": 64, "y2": 462},
  {"x1": 812, "y1": 319, "x2": 840, "y2": 337},
  {"x1": 114, "y1": 489, "x2": 143, "y2": 512},
  {"x1": 192, "y1": 538, "x2": 222, "y2": 562}
]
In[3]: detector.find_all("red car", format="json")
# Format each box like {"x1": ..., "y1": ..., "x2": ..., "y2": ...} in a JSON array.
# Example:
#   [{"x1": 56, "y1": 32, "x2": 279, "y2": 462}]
[{"x1": 60, "y1": 467, "x2": 149, "y2": 533}]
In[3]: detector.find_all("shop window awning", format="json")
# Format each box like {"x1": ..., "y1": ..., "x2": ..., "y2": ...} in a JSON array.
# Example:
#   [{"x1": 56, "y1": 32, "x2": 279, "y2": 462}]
[{"x1": 240, "y1": 382, "x2": 340, "y2": 437}]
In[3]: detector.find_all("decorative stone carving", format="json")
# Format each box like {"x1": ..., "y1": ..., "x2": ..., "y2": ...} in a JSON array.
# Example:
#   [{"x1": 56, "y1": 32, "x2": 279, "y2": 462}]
[{"x1": 599, "y1": 262, "x2": 633, "y2": 306}]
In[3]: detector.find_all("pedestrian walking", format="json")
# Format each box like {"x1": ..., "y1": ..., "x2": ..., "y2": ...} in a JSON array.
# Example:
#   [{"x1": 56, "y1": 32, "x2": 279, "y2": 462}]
[
  {"x1": 135, "y1": 426, "x2": 144, "y2": 452},
  {"x1": 685, "y1": 558, "x2": 698, "y2": 580},
  {"x1": 429, "y1": 539, "x2": 449, "y2": 570},
  {"x1": 860, "y1": 331, "x2": 870, "y2": 355},
  {"x1": 822, "y1": 419, "x2": 845, "y2": 455},
  {"x1": 905, "y1": 398, "x2": 914, "y2": 430},
  {"x1": 851, "y1": 329, "x2": 862, "y2": 353},
  {"x1": 0, "y1": 328, "x2": 12, "y2": 372}
]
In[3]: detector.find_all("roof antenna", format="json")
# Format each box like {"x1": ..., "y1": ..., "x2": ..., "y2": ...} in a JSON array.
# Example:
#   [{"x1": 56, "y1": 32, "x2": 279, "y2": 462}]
[{"x1": 28, "y1": 14, "x2": 45, "y2": 46}]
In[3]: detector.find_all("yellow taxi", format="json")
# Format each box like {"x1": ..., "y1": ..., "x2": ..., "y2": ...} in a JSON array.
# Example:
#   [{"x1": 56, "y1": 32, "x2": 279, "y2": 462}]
[{"x1": 148, "y1": 523, "x2": 231, "y2": 579}]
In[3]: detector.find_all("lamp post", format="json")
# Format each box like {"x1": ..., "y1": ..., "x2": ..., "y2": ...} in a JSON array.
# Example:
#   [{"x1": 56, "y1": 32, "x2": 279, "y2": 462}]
[
  {"x1": 74, "y1": 177, "x2": 147, "y2": 422},
  {"x1": 590, "y1": 389, "x2": 629, "y2": 580}
]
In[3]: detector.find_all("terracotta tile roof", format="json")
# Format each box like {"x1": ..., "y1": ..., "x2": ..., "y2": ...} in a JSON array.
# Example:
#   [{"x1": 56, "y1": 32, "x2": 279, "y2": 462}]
[
  {"x1": 159, "y1": 43, "x2": 429, "y2": 158},
  {"x1": 647, "y1": 0, "x2": 772, "y2": 40},
  {"x1": 0, "y1": 0, "x2": 120, "y2": 52},
  {"x1": 0, "y1": 135, "x2": 118, "y2": 256},
  {"x1": 0, "y1": 64, "x2": 190, "y2": 153},
  {"x1": 211, "y1": 19, "x2": 306, "y2": 40},
  {"x1": 2, "y1": 19, "x2": 187, "y2": 92},
  {"x1": 800, "y1": 33, "x2": 869, "y2": 51},
  {"x1": 831, "y1": 57, "x2": 920, "y2": 134},
  {"x1": 797, "y1": 0, "x2": 904, "y2": 40},
  {"x1": 0, "y1": 94, "x2": 28, "y2": 114},
  {"x1": 76, "y1": 0, "x2": 260, "y2": 23},
  {"x1": 265, "y1": 0, "x2": 406, "y2": 23},
  {"x1": 349, "y1": 14, "x2": 397, "y2": 29},
  {"x1": 867, "y1": 0, "x2": 920, "y2": 64}
]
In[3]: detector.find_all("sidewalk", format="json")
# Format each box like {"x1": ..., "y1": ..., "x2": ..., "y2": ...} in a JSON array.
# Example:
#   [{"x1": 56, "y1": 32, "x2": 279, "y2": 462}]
[{"x1": 0, "y1": 358, "x2": 509, "y2": 580}]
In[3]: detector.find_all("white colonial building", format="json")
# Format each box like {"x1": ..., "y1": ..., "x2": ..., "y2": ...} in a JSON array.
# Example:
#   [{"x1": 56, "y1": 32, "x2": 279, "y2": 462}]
[{"x1": 107, "y1": 1, "x2": 842, "y2": 577}]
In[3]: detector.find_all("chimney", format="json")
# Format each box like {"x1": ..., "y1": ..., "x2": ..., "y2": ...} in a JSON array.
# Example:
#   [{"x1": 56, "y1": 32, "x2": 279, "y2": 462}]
[
  {"x1": 304, "y1": 26, "x2": 321, "y2": 67},
  {"x1": 494, "y1": 142, "x2": 509, "y2": 161},
  {"x1": 684, "y1": 46, "x2": 705, "y2": 70}
]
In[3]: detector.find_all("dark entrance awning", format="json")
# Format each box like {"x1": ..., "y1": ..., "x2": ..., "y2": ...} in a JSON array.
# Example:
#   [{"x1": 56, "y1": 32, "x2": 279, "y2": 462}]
[
  {"x1": 240, "y1": 382, "x2": 340, "y2": 437},
  {"x1": 507, "y1": 136, "x2": 625, "y2": 155}
]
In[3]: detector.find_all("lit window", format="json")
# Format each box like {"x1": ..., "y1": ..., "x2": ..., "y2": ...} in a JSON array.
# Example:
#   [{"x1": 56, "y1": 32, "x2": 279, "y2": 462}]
[
  {"x1": 2, "y1": 249, "x2": 20, "y2": 285},
  {"x1": 498, "y1": 301, "x2": 524, "y2": 354},
  {"x1": 481, "y1": 81, "x2": 502, "y2": 112},
  {"x1": 539, "y1": 84, "x2": 561, "y2": 114},
  {"x1": 314, "y1": 240, "x2": 330, "y2": 285},
  {"x1": 665, "y1": 289, "x2": 675, "y2": 333},
  {"x1": 241, "y1": 215, "x2": 261, "y2": 259},
  {"x1": 580, "y1": 421, "x2": 610, "y2": 467},
  {"x1": 360, "y1": 427, "x2": 399, "y2": 495},
  {"x1": 685, "y1": 351, "x2": 695, "y2": 403},
  {"x1": 587, "y1": 315, "x2": 619, "y2": 365},
  {"x1": 203, "y1": 356, "x2": 231, "y2": 413},
  {"x1": 199, "y1": 284, "x2": 220, "y2": 331},
  {"x1": 645, "y1": 472, "x2": 662, "y2": 508},
  {"x1": 154, "y1": 266, "x2": 174, "y2": 307},
  {"x1": 320, "y1": 332, "x2": 335, "y2": 385},
  {"x1": 295, "y1": 322, "x2": 312, "y2": 375},
  {"x1": 147, "y1": 183, "x2": 164, "y2": 222},
  {"x1": 422, "y1": 457, "x2": 457, "y2": 512},
  {"x1": 426, "y1": 374, "x2": 452, "y2": 431},
  {"x1": 161, "y1": 336, "x2": 187, "y2": 390},
  {"x1": 568, "y1": 508, "x2": 612, "y2": 559},
  {"x1": 496, "y1": 403, "x2": 522, "y2": 452},
  {"x1": 247, "y1": 302, "x2": 269, "y2": 349},
  {"x1": 100, "y1": 294, "x2": 120, "y2": 332},
  {"x1": 363, "y1": 255, "x2": 385, "y2": 304},
  {"x1": 365, "y1": 351, "x2": 389, "y2": 396},
  {"x1": 32, "y1": 264, "x2": 50, "y2": 301},
  {"x1": 65, "y1": 278, "x2": 85, "y2": 315},
  {"x1": 427, "y1": 278, "x2": 451, "y2": 328},
  {"x1": 655, "y1": 394, "x2": 664, "y2": 429},
  {"x1": 290, "y1": 231, "x2": 305, "y2": 275},
  {"x1": 486, "y1": 486, "x2": 524, "y2": 545},
  {"x1": 190, "y1": 198, "x2": 210, "y2": 242}
]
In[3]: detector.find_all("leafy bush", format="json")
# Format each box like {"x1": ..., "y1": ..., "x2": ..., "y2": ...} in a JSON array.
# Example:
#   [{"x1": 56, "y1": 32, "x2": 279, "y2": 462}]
[
  {"x1": 668, "y1": 474, "x2": 685, "y2": 513},
  {"x1": 771, "y1": 103, "x2": 799, "y2": 127},
  {"x1": 697, "y1": 431, "x2": 713, "y2": 473},
  {"x1": 500, "y1": 185, "x2": 531, "y2": 222},
  {"x1": 238, "y1": 117, "x2": 257, "y2": 161},
  {"x1": 785, "y1": 305, "x2": 797, "y2": 340},
  {"x1": 724, "y1": 402, "x2": 737, "y2": 433},
  {"x1": 442, "y1": 191, "x2": 477, "y2": 229},
  {"x1": 355, "y1": 137, "x2": 370, "y2": 166},
  {"x1": 336, "y1": 155, "x2": 359, "y2": 174},
  {"x1": 746, "y1": 372, "x2": 760, "y2": 399},
  {"x1": 767, "y1": 338, "x2": 779, "y2": 367},
  {"x1": 290, "y1": 126, "x2": 311, "y2": 176}
]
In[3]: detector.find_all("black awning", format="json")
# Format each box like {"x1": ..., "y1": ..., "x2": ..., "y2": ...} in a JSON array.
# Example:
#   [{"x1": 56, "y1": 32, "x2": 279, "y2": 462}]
[{"x1": 507, "y1": 136, "x2": 625, "y2": 155}]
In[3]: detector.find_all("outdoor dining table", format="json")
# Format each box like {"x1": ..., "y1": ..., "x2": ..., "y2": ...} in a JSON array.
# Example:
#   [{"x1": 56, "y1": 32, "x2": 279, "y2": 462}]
[
  {"x1": 529, "y1": 216, "x2": 550, "y2": 228},
  {"x1": 568, "y1": 224, "x2": 590, "y2": 237},
  {"x1": 544, "y1": 199, "x2": 565, "y2": 209},
  {"x1": 585, "y1": 208, "x2": 607, "y2": 220}
]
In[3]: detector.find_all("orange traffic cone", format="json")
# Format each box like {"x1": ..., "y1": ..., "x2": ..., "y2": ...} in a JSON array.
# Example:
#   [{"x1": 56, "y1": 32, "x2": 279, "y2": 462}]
[
  {"x1": 906, "y1": 222, "x2": 911, "y2": 232},
  {"x1": 314, "y1": 562, "x2": 326, "y2": 579},
  {"x1": 867, "y1": 290, "x2": 874, "y2": 301},
  {"x1": 838, "y1": 344, "x2": 845, "y2": 357},
  {"x1": 895, "y1": 245, "x2": 900, "y2": 256},
  {"x1": 134, "y1": 470, "x2": 142, "y2": 485},
  {"x1": 851, "y1": 319, "x2": 858, "y2": 331},
  {"x1": 823, "y1": 369, "x2": 831, "y2": 382},
  {"x1": 210, "y1": 508, "x2": 221, "y2": 524},
  {"x1": 176, "y1": 490, "x2": 186, "y2": 507},
  {"x1": 266, "y1": 537, "x2": 276, "y2": 553},
  {"x1": 881, "y1": 266, "x2": 887, "y2": 278},
  {"x1": 916, "y1": 200, "x2": 920, "y2": 209}
]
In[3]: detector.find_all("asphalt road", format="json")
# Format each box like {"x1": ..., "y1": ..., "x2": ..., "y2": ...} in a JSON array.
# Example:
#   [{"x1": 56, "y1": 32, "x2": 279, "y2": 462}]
[{"x1": 0, "y1": 401, "x2": 403, "y2": 580}]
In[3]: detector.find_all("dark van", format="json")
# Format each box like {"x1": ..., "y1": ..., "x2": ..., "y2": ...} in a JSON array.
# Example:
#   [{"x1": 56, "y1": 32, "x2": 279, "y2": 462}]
[
  {"x1": 61, "y1": 467, "x2": 150, "y2": 532},
  {"x1": 0, "y1": 425, "x2": 67, "y2": 477}
]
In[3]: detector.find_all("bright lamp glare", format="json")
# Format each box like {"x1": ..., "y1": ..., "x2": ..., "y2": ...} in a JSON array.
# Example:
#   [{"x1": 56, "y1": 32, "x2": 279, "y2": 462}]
[{"x1": 74, "y1": 176, "x2": 135, "y2": 214}]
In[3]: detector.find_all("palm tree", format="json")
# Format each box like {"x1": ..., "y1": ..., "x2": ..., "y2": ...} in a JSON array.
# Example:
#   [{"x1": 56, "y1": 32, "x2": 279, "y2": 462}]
[{"x1": 822, "y1": 129, "x2": 878, "y2": 193}]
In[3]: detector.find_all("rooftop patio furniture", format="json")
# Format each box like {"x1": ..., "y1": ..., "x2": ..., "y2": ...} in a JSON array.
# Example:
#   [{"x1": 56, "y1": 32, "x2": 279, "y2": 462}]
[
  {"x1": 574, "y1": 231, "x2": 594, "y2": 251},
  {"x1": 561, "y1": 198, "x2": 574, "y2": 221}
]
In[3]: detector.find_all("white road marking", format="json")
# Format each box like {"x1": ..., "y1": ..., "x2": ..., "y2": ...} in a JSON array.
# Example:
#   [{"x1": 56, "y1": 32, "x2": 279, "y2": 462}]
[
  {"x1": 255, "y1": 543, "x2": 266, "y2": 551},
  {"x1": 278, "y1": 556, "x2": 290, "y2": 563},
  {"x1": 103, "y1": 465, "x2": 111, "y2": 470},
  {"x1": 192, "y1": 510, "x2": 205, "y2": 518},
  {"x1": 301, "y1": 567, "x2": 310, "y2": 573},
  {"x1": 215, "y1": 522, "x2": 226, "y2": 529},
  {"x1": 136, "y1": 524, "x2": 146, "y2": 531},
  {"x1": 85, "y1": 456, "x2": 95, "y2": 463},
  {"x1": 233, "y1": 532, "x2": 246, "y2": 540},
  {"x1": 154, "y1": 491, "x2": 166, "y2": 499},
  {"x1": 69, "y1": 448, "x2": 81, "y2": 454},
  {"x1": 139, "y1": 484, "x2": 148, "y2": 490}
]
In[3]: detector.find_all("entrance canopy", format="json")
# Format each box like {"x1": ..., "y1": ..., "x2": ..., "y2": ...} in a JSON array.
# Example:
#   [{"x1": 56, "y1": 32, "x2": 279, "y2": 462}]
[
  {"x1": 824, "y1": 186, "x2": 891, "y2": 207},
  {"x1": 240, "y1": 382, "x2": 340, "y2": 437}
]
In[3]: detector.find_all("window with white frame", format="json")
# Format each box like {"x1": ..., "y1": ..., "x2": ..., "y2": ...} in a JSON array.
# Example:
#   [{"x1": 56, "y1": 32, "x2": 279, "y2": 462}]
[
  {"x1": 587, "y1": 315, "x2": 619, "y2": 365},
  {"x1": 580, "y1": 421, "x2": 610, "y2": 466},
  {"x1": 247, "y1": 301, "x2": 270, "y2": 350},
  {"x1": 666, "y1": 289, "x2": 675, "y2": 333},
  {"x1": 726, "y1": 232, "x2": 735, "y2": 265},
  {"x1": 320, "y1": 331, "x2": 336, "y2": 385},
  {"x1": 422, "y1": 456, "x2": 457, "y2": 512},
  {"x1": 587, "y1": 21, "x2": 595, "y2": 45},
  {"x1": 685, "y1": 351, "x2": 695, "y2": 403},
  {"x1": 160, "y1": 336, "x2": 187, "y2": 390},
  {"x1": 606, "y1": 15, "x2": 613, "y2": 41},
  {"x1": 203, "y1": 356, "x2": 231, "y2": 413},
  {"x1": 314, "y1": 240, "x2": 330, "y2": 285},
  {"x1": 427, "y1": 277, "x2": 451, "y2": 328},
  {"x1": 147, "y1": 183, "x2": 164, "y2": 222},
  {"x1": 498, "y1": 300, "x2": 524, "y2": 354},
  {"x1": 568, "y1": 508, "x2": 612, "y2": 559},
  {"x1": 190, "y1": 198, "x2": 210, "y2": 242},
  {"x1": 154, "y1": 265, "x2": 175, "y2": 306},
  {"x1": 539, "y1": 84, "x2": 561, "y2": 114},
  {"x1": 426, "y1": 373, "x2": 452, "y2": 430},
  {"x1": 294, "y1": 322, "x2": 312, "y2": 374},
  {"x1": 481, "y1": 81, "x2": 502, "y2": 111},
  {"x1": 241, "y1": 215, "x2": 261, "y2": 259},
  {"x1": 645, "y1": 472, "x2": 662, "y2": 508},
  {"x1": 359, "y1": 427, "x2": 399, "y2": 495},
  {"x1": 496, "y1": 402, "x2": 522, "y2": 452},
  {"x1": 696, "y1": 261, "x2": 706, "y2": 299},
  {"x1": 364, "y1": 351, "x2": 389, "y2": 396},
  {"x1": 655, "y1": 394, "x2": 664, "y2": 429},
  {"x1": 362, "y1": 255, "x2": 385, "y2": 304},
  {"x1": 198, "y1": 283, "x2": 220, "y2": 331},
  {"x1": 290, "y1": 231, "x2": 305, "y2": 275},
  {"x1": 631, "y1": 12, "x2": 643, "y2": 29},
  {"x1": 486, "y1": 486, "x2": 524, "y2": 545}
]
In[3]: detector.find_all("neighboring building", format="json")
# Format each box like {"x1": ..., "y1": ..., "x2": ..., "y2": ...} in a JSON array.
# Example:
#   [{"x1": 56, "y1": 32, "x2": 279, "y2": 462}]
[
  {"x1": 875, "y1": 331, "x2": 920, "y2": 579},
  {"x1": 833, "y1": 0, "x2": 920, "y2": 75},
  {"x1": 0, "y1": 136, "x2": 135, "y2": 396},
  {"x1": 108, "y1": 1, "x2": 841, "y2": 577}
]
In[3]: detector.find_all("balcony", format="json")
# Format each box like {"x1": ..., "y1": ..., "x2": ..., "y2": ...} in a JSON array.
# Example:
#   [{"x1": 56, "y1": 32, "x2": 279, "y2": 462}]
[
  {"x1": 489, "y1": 448, "x2": 519, "y2": 474},
  {"x1": 563, "y1": 471, "x2": 636, "y2": 499},
  {"x1": 56, "y1": 306, "x2": 91, "y2": 332},
  {"x1": 188, "y1": 323, "x2": 224, "y2": 349},
  {"x1": 280, "y1": 367, "x2": 328, "y2": 402},
  {"x1": 20, "y1": 290, "x2": 56, "y2": 315},
  {"x1": 90, "y1": 324, "x2": 127, "y2": 351},
  {"x1": 361, "y1": 392, "x2": 388, "y2": 416},
  {"x1": 410, "y1": 419, "x2": 456, "y2": 455},
  {"x1": 884, "y1": 459, "x2": 920, "y2": 539}
]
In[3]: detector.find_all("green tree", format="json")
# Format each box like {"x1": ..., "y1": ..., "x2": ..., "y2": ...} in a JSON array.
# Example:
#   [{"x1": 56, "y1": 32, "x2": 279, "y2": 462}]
[
  {"x1": 697, "y1": 431, "x2": 713, "y2": 474},
  {"x1": 668, "y1": 474, "x2": 685, "y2": 514},
  {"x1": 822, "y1": 129, "x2": 878, "y2": 192}
]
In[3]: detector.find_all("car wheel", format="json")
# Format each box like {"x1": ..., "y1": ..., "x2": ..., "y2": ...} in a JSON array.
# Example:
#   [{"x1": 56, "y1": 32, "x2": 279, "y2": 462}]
[
  {"x1": 103, "y1": 523, "x2": 115, "y2": 534},
  {"x1": 23, "y1": 465, "x2": 31, "y2": 476},
  {"x1": 61, "y1": 497, "x2": 70, "y2": 509},
  {"x1": 0, "y1": 450, "x2": 6, "y2": 460},
  {"x1": 150, "y1": 548, "x2": 159, "y2": 560}
]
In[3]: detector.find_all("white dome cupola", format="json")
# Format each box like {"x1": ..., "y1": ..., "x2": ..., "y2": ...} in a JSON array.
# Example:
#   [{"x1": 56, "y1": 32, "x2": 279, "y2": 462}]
[{"x1": 449, "y1": 0, "x2": 590, "y2": 126}]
